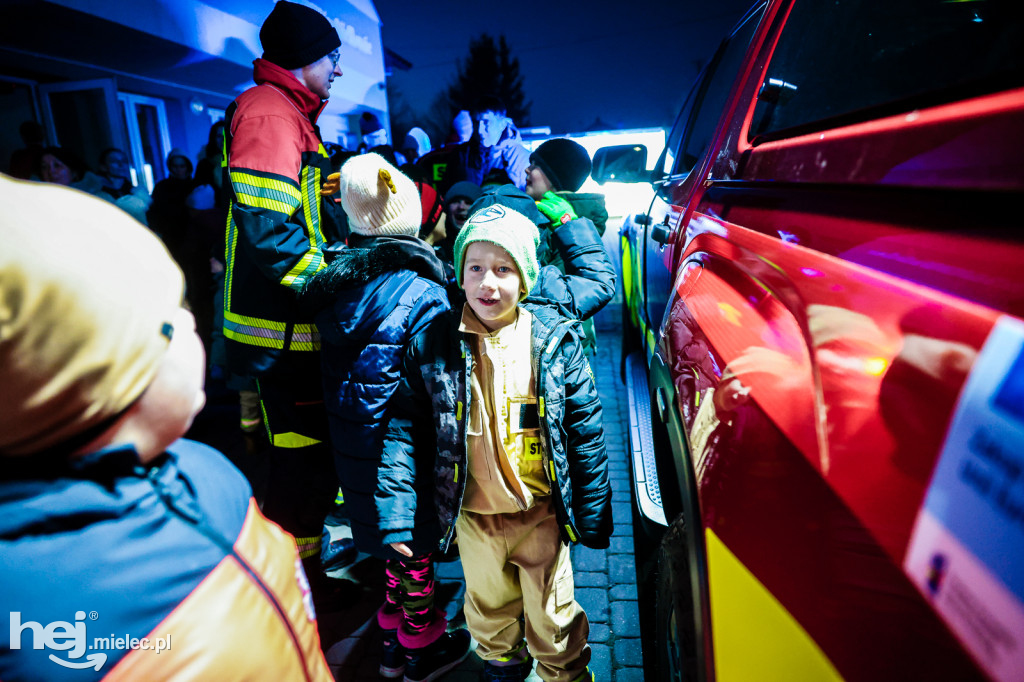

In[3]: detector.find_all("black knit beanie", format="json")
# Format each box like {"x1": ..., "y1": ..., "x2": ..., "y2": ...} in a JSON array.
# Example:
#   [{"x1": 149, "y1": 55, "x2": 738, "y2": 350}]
[
  {"x1": 444, "y1": 181, "x2": 483, "y2": 206},
  {"x1": 260, "y1": 1, "x2": 341, "y2": 70},
  {"x1": 529, "y1": 138, "x2": 592, "y2": 192},
  {"x1": 359, "y1": 112, "x2": 384, "y2": 135}
]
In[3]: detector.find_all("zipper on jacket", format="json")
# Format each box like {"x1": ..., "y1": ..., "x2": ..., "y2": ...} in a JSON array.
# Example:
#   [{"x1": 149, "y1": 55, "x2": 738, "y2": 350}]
[
  {"x1": 456, "y1": 339, "x2": 472, "y2": 525},
  {"x1": 444, "y1": 338, "x2": 473, "y2": 552},
  {"x1": 145, "y1": 468, "x2": 314, "y2": 682}
]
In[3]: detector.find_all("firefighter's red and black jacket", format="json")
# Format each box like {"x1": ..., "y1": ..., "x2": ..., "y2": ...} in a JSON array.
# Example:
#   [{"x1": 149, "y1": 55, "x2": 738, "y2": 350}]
[
  {"x1": 0, "y1": 439, "x2": 332, "y2": 681},
  {"x1": 222, "y1": 58, "x2": 347, "y2": 376}
]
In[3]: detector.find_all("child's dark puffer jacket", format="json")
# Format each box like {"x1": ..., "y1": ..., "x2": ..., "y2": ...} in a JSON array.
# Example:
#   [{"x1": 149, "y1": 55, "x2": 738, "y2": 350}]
[{"x1": 377, "y1": 217, "x2": 616, "y2": 553}]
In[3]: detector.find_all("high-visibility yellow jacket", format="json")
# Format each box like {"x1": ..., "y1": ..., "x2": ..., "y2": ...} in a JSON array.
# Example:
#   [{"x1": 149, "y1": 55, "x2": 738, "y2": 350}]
[{"x1": 223, "y1": 58, "x2": 346, "y2": 376}]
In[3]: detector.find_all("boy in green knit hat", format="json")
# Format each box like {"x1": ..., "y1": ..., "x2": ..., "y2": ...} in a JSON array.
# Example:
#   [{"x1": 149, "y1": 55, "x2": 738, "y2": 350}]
[{"x1": 381, "y1": 204, "x2": 611, "y2": 682}]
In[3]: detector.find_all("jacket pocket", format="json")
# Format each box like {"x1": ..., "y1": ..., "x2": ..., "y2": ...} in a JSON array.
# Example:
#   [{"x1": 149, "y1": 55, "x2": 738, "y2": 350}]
[
  {"x1": 507, "y1": 397, "x2": 539, "y2": 433},
  {"x1": 466, "y1": 395, "x2": 492, "y2": 480},
  {"x1": 551, "y1": 570, "x2": 576, "y2": 653}
]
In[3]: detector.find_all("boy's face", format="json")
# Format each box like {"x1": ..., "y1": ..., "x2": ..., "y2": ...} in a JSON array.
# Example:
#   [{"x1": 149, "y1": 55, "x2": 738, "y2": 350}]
[
  {"x1": 168, "y1": 157, "x2": 191, "y2": 180},
  {"x1": 447, "y1": 197, "x2": 473, "y2": 229},
  {"x1": 713, "y1": 376, "x2": 751, "y2": 414},
  {"x1": 101, "y1": 150, "x2": 131, "y2": 182},
  {"x1": 462, "y1": 241, "x2": 522, "y2": 331},
  {"x1": 475, "y1": 110, "x2": 506, "y2": 148},
  {"x1": 524, "y1": 164, "x2": 553, "y2": 200},
  {"x1": 40, "y1": 153, "x2": 73, "y2": 186}
]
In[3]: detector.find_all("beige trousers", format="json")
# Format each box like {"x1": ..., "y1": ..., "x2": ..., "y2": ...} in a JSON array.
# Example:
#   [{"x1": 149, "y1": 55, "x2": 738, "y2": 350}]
[{"x1": 456, "y1": 497, "x2": 591, "y2": 682}]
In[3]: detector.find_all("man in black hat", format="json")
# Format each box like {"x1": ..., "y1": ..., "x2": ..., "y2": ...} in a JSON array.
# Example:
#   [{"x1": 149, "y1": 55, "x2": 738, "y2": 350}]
[{"x1": 221, "y1": 0, "x2": 351, "y2": 610}]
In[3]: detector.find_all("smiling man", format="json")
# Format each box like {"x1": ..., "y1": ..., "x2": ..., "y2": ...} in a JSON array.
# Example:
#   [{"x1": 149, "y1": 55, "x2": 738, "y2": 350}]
[{"x1": 221, "y1": 0, "x2": 350, "y2": 611}]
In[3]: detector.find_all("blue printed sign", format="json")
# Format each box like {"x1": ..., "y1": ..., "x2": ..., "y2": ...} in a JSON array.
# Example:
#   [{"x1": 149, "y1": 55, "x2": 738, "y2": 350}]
[{"x1": 904, "y1": 316, "x2": 1024, "y2": 682}]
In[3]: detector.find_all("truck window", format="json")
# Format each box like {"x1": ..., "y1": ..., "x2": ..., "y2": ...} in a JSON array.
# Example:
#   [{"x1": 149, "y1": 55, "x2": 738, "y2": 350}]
[
  {"x1": 661, "y1": 74, "x2": 699, "y2": 180},
  {"x1": 669, "y1": 4, "x2": 765, "y2": 177},
  {"x1": 750, "y1": 0, "x2": 1024, "y2": 142}
]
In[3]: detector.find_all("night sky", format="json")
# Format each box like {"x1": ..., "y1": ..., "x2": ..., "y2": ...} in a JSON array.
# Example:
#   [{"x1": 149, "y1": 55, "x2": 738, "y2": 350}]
[{"x1": 375, "y1": 0, "x2": 754, "y2": 135}]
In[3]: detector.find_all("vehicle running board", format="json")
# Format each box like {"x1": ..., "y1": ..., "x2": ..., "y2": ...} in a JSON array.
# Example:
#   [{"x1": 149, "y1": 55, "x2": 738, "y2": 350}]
[{"x1": 625, "y1": 352, "x2": 668, "y2": 528}]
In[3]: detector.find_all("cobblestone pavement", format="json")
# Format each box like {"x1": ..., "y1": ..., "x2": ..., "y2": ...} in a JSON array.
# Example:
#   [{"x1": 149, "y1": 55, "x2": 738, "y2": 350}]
[{"x1": 188, "y1": 304, "x2": 640, "y2": 681}]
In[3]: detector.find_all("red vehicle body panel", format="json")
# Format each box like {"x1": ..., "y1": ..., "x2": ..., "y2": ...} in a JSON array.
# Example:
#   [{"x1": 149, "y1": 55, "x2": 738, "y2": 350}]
[{"x1": 622, "y1": 1, "x2": 1024, "y2": 679}]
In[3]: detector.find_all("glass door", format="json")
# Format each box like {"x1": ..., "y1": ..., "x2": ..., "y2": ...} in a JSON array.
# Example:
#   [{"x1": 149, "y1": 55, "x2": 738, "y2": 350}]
[
  {"x1": 39, "y1": 78, "x2": 126, "y2": 176},
  {"x1": 118, "y1": 93, "x2": 171, "y2": 193}
]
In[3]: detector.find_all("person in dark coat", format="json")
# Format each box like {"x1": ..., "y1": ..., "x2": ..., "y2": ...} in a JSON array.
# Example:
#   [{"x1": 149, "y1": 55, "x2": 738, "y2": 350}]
[
  {"x1": 193, "y1": 120, "x2": 227, "y2": 210},
  {"x1": 148, "y1": 148, "x2": 219, "y2": 354},
  {"x1": 147, "y1": 148, "x2": 195, "y2": 263},
  {"x1": 415, "y1": 179, "x2": 457, "y2": 285},
  {"x1": 525, "y1": 137, "x2": 607, "y2": 258},
  {"x1": 95, "y1": 147, "x2": 151, "y2": 225},
  {"x1": 302, "y1": 153, "x2": 469, "y2": 682}
]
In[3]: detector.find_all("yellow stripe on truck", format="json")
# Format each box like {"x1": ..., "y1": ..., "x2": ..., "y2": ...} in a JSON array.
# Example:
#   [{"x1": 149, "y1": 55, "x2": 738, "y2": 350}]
[{"x1": 706, "y1": 529, "x2": 843, "y2": 682}]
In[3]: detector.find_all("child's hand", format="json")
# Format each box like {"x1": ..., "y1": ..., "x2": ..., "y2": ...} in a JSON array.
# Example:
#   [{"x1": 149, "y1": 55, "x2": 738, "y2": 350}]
[
  {"x1": 320, "y1": 172, "x2": 341, "y2": 196},
  {"x1": 389, "y1": 541, "x2": 414, "y2": 558},
  {"x1": 535, "y1": 191, "x2": 577, "y2": 226}
]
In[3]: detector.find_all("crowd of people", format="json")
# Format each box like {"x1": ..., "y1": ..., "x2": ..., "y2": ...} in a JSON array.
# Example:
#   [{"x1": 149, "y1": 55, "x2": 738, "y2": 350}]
[{"x1": 1, "y1": 2, "x2": 616, "y2": 681}]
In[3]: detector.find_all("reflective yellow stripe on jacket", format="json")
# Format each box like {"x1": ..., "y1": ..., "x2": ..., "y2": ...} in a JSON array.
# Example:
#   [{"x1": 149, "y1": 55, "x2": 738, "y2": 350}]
[
  {"x1": 223, "y1": 311, "x2": 320, "y2": 351},
  {"x1": 281, "y1": 164, "x2": 327, "y2": 290},
  {"x1": 230, "y1": 171, "x2": 301, "y2": 214},
  {"x1": 223, "y1": 160, "x2": 326, "y2": 351}
]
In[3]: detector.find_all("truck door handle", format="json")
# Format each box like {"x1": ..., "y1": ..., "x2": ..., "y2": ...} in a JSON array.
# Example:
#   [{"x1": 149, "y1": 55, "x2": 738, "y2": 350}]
[{"x1": 652, "y1": 224, "x2": 670, "y2": 244}]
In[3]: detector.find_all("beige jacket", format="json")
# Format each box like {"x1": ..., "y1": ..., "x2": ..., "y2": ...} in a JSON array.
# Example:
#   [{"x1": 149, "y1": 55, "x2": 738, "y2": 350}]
[{"x1": 460, "y1": 304, "x2": 550, "y2": 514}]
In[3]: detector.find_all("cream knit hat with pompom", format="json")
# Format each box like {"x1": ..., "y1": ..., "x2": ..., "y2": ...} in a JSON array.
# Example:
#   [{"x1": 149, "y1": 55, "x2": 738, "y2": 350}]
[{"x1": 339, "y1": 153, "x2": 420, "y2": 236}]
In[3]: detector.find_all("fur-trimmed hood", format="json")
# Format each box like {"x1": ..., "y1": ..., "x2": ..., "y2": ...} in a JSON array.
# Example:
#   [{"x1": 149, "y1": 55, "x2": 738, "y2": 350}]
[
  {"x1": 302, "y1": 234, "x2": 445, "y2": 308},
  {"x1": 311, "y1": 232, "x2": 451, "y2": 561}
]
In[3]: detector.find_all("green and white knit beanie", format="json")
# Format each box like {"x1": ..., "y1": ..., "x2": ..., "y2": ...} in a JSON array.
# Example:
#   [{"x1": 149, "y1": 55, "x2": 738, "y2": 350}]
[{"x1": 454, "y1": 204, "x2": 540, "y2": 298}]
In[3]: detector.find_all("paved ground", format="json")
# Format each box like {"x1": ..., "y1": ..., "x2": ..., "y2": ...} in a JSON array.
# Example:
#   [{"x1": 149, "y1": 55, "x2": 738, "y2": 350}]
[{"x1": 188, "y1": 303, "x2": 641, "y2": 681}]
